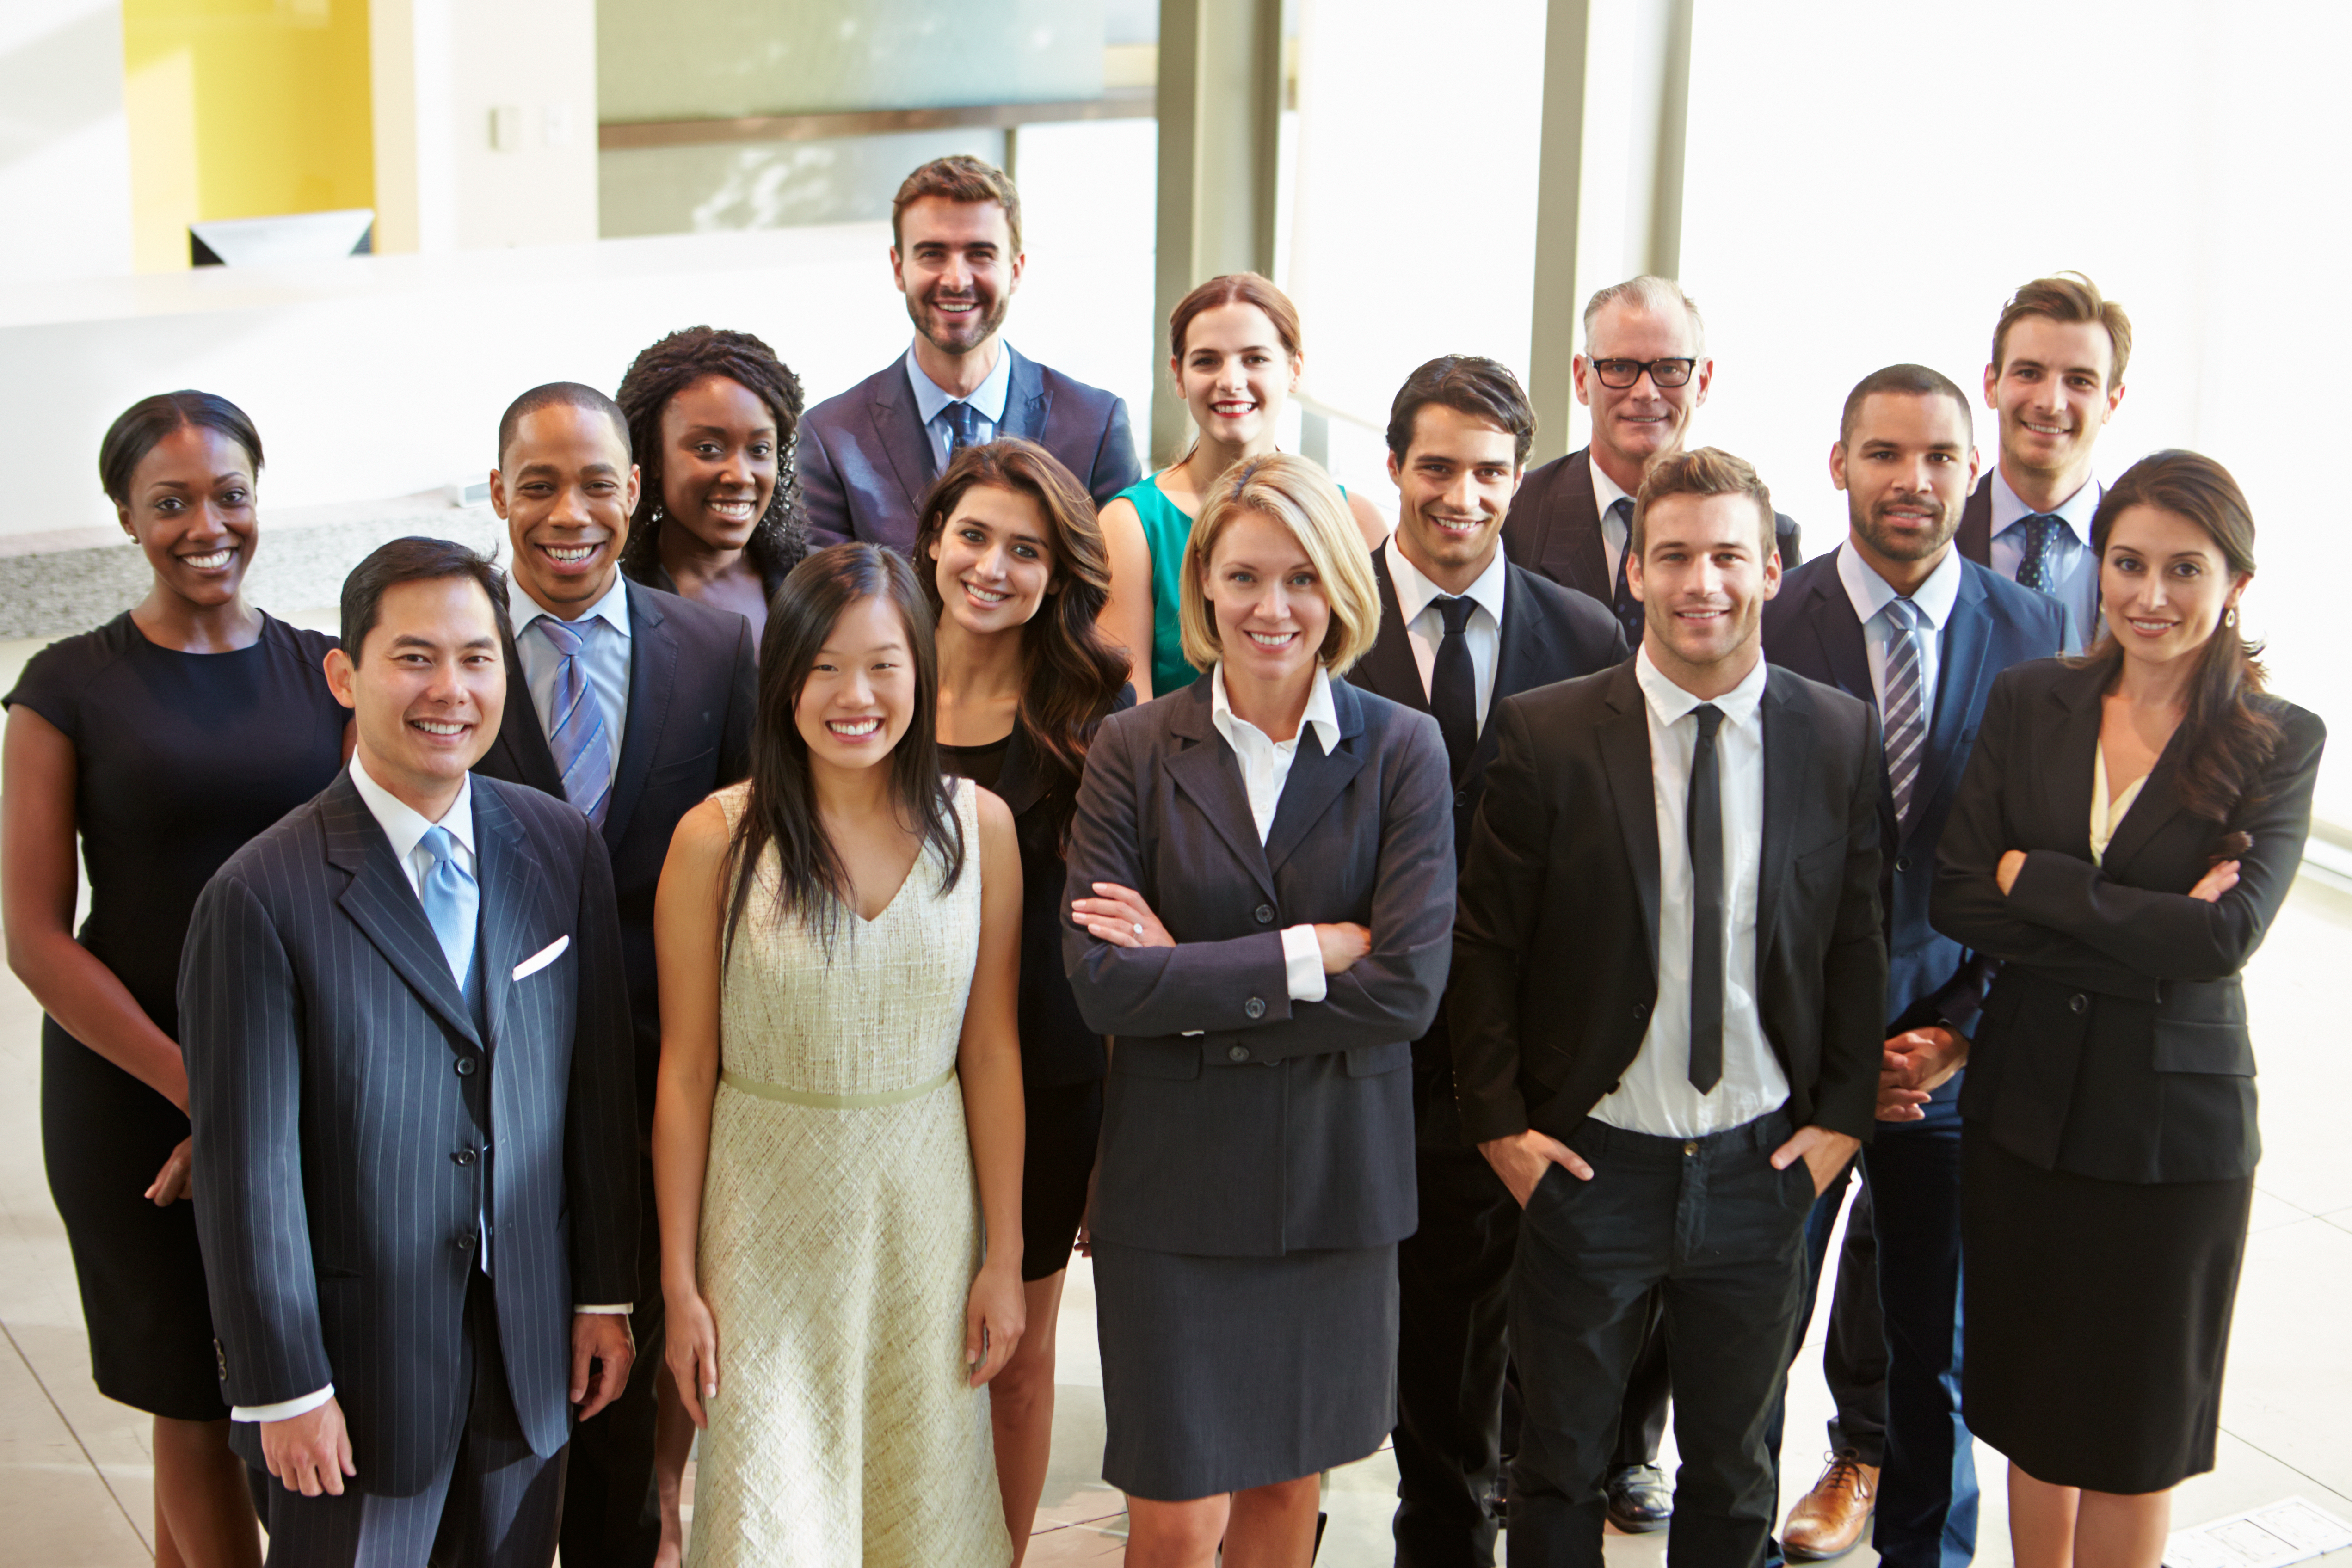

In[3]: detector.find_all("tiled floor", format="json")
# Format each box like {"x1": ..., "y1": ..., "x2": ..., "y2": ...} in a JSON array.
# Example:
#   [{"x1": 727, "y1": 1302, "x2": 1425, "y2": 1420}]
[{"x1": 3, "y1": 625, "x2": 2348, "y2": 1564}]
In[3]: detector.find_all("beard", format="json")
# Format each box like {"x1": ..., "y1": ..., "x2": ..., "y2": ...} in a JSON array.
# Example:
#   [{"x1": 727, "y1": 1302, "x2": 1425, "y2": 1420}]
[
  {"x1": 909, "y1": 285, "x2": 1010, "y2": 357},
  {"x1": 1850, "y1": 494, "x2": 1959, "y2": 563}
]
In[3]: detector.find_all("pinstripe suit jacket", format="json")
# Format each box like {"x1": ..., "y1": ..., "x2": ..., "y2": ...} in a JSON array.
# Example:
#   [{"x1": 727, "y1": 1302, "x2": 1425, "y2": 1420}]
[{"x1": 180, "y1": 769, "x2": 637, "y2": 1493}]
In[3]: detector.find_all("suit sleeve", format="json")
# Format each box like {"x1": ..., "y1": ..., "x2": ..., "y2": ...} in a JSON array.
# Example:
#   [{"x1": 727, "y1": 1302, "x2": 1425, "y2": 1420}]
[
  {"x1": 1777, "y1": 513, "x2": 1804, "y2": 569},
  {"x1": 182, "y1": 872, "x2": 335, "y2": 1409},
  {"x1": 565, "y1": 819, "x2": 639, "y2": 1305},
  {"x1": 798, "y1": 421, "x2": 850, "y2": 551},
  {"x1": 716, "y1": 614, "x2": 758, "y2": 786},
  {"x1": 1446, "y1": 698, "x2": 1552, "y2": 1143},
  {"x1": 1931, "y1": 673, "x2": 2164, "y2": 998},
  {"x1": 2002, "y1": 712, "x2": 2325, "y2": 981},
  {"x1": 1814, "y1": 706, "x2": 1890, "y2": 1139},
  {"x1": 1091, "y1": 395, "x2": 1144, "y2": 506}
]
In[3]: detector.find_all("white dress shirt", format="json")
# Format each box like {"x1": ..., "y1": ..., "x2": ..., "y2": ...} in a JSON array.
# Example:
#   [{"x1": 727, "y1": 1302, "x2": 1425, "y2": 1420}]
[
  {"x1": 509, "y1": 571, "x2": 633, "y2": 791},
  {"x1": 233, "y1": 755, "x2": 623, "y2": 1426},
  {"x1": 1835, "y1": 539, "x2": 1964, "y2": 719},
  {"x1": 1988, "y1": 467, "x2": 2100, "y2": 653},
  {"x1": 906, "y1": 340, "x2": 1015, "y2": 473},
  {"x1": 1208, "y1": 662, "x2": 1339, "y2": 1004},
  {"x1": 1589, "y1": 648, "x2": 1790, "y2": 1138},
  {"x1": 1591, "y1": 457, "x2": 1635, "y2": 584},
  {"x1": 1385, "y1": 535, "x2": 1508, "y2": 734}
]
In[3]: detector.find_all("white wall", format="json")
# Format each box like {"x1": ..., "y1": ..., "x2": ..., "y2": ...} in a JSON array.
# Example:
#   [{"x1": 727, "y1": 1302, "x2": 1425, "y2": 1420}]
[{"x1": 0, "y1": 0, "x2": 132, "y2": 285}]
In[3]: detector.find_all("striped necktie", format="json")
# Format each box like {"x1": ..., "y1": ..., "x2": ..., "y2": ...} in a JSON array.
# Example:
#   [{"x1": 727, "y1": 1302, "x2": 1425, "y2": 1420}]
[
  {"x1": 533, "y1": 616, "x2": 614, "y2": 828},
  {"x1": 1882, "y1": 598, "x2": 1928, "y2": 827}
]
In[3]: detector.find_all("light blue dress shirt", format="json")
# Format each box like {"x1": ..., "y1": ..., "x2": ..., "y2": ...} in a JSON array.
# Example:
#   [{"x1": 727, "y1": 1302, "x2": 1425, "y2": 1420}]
[
  {"x1": 905, "y1": 341, "x2": 1015, "y2": 474},
  {"x1": 1835, "y1": 539, "x2": 1964, "y2": 719},
  {"x1": 510, "y1": 572, "x2": 633, "y2": 790},
  {"x1": 1987, "y1": 468, "x2": 2101, "y2": 654}
]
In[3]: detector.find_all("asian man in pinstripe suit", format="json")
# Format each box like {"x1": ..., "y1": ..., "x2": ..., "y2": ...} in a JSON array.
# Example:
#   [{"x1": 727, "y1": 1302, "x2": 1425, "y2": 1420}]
[{"x1": 180, "y1": 539, "x2": 639, "y2": 1567}]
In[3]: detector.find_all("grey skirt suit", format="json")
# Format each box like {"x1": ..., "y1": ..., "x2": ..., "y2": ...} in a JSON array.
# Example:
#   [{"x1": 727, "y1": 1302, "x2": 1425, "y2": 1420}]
[{"x1": 1064, "y1": 674, "x2": 1454, "y2": 1499}]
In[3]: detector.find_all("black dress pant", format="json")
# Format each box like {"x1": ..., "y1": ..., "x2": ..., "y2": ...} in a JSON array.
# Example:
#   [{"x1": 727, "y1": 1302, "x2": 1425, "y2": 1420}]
[
  {"x1": 261, "y1": 1273, "x2": 566, "y2": 1568},
  {"x1": 559, "y1": 1169, "x2": 662, "y2": 1568},
  {"x1": 1508, "y1": 1112, "x2": 1811, "y2": 1568},
  {"x1": 1394, "y1": 1139, "x2": 1520, "y2": 1567}
]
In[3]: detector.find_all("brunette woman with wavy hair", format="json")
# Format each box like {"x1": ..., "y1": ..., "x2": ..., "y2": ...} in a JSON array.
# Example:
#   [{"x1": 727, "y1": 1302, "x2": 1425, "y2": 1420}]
[
  {"x1": 650, "y1": 543, "x2": 1028, "y2": 1568},
  {"x1": 912, "y1": 438, "x2": 1131, "y2": 1557},
  {"x1": 1933, "y1": 451, "x2": 2325, "y2": 1568}
]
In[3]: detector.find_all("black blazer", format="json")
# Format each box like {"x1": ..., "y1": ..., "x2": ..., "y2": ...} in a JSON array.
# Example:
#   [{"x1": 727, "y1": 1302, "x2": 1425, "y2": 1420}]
[
  {"x1": 1762, "y1": 552, "x2": 2068, "y2": 1039},
  {"x1": 1062, "y1": 675, "x2": 1454, "y2": 1257},
  {"x1": 1347, "y1": 547, "x2": 1627, "y2": 1143},
  {"x1": 1930, "y1": 659, "x2": 2325, "y2": 1183},
  {"x1": 180, "y1": 773, "x2": 638, "y2": 1492},
  {"x1": 1450, "y1": 660, "x2": 1888, "y2": 1147},
  {"x1": 474, "y1": 576, "x2": 757, "y2": 1131},
  {"x1": 800, "y1": 345, "x2": 1142, "y2": 553},
  {"x1": 1502, "y1": 446, "x2": 1803, "y2": 601}
]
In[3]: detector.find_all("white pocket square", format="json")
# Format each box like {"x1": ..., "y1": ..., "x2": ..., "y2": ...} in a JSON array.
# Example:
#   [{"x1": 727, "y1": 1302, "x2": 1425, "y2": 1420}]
[{"x1": 512, "y1": 935, "x2": 570, "y2": 981}]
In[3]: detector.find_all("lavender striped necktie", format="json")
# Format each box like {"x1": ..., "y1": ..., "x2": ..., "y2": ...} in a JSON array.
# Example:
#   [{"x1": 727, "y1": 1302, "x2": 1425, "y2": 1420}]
[
  {"x1": 1882, "y1": 598, "x2": 1928, "y2": 827},
  {"x1": 534, "y1": 616, "x2": 614, "y2": 828}
]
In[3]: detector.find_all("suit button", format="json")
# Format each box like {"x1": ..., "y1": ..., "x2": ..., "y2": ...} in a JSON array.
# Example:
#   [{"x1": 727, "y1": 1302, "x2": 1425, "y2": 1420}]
[
  {"x1": 1254, "y1": 904, "x2": 1274, "y2": 925},
  {"x1": 1632, "y1": 1003, "x2": 1649, "y2": 1021},
  {"x1": 1455, "y1": 789, "x2": 1469, "y2": 810},
  {"x1": 1683, "y1": 1141, "x2": 1698, "y2": 1156},
  {"x1": 454, "y1": 1056, "x2": 478, "y2": 1077},
  {"x1": 1228, "y1": 1044, "x2": 1250, "y2": 1063},
  {"x1": 457, "y1": 1230, "x2": 479, "y2": 1251},
  {"x1": 1244, "y1": 996, "x2": 1267, "y2": 1020},
  {"x1": 1896, "y1": 855, "x2": 1914, "y2": 873},
  {"x1": 453, "y1": 1149, "x2": 477, "y2": 1167},
  {"x1": 2069, "y1": 994, "x2": 2088, "y2": 1014}
]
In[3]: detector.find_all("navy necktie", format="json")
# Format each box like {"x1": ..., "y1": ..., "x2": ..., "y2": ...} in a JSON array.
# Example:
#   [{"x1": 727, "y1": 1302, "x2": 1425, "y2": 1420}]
[
  {"x1": 2013, "y1": 513, "x2": 2066, "y2": 594},
  {"x1": 1607, "y1": 497, "x2": 1645, "y2": 650},
  {"x1": 942, "y1": 400, "x2": 983, "y2": 458},
  {"x1": 1429, "y1": 595, "x2": 1479, "y2": 781},
  {"x1": 1687, "y1": 704, "x2": 1725, "y2": 1094}
]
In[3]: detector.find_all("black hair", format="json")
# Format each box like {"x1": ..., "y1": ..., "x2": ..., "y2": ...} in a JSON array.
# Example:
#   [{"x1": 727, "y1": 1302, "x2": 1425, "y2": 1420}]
[
  {"x1": 497, "y1": 382, "x2": 632, "y2": 469},
  {"x1": 1839, "y1": 363, "x2": 1973, "y2": 447},
  {"x1": 340, "y1": 537, "x2": 512, "y2": 659},
  {"x1": 1386, "y1": 355, "x2": 1538, "y2": 468},
  {"x1": 99, "y1": 390, "x2": 264, "y2": 508},
  {"x1": 723, "y1": 543, "x2": 963, "y2": 957},
  {"x1": 613, "y1": 327, "x2": 808, "y2": 588}
]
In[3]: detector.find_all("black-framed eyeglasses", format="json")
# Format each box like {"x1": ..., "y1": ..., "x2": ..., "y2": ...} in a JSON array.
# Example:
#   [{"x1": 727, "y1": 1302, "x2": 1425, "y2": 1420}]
[{"x1": 1589, "y1": 357, "x2": 1698, "y2": 390}]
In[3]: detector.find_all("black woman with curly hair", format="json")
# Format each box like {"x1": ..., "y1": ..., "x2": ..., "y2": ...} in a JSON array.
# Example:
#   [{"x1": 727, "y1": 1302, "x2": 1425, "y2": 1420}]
[{"x1": 616, "y1": 326, "x2": 811, "y2": 642}]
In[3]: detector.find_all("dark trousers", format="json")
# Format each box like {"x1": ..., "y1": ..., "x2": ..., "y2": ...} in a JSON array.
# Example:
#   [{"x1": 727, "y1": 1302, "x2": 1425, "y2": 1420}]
[
  {"x1": 261, "y1": 1273, "x2": 566, "y2": 1568},
  {"x1": 1507, "y1": 1113, "x2": 1811, "y2": 1568},
  {"x1": 1394, "y1": 1140, "x2": 1520, "y2": 1567},
  {"x1": 1860, "y1": 1094, "x2": 1975, "y2": 1568},
  {"x1": 559, "y1": 1172, "x2": 662, "y2": 1568}
]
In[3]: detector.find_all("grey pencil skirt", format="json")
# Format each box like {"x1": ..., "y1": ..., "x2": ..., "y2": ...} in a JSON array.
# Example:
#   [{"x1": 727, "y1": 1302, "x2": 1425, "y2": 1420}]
[{"x1": 1093, "y1": 1237, "x2": 1399, "y2": 1500}]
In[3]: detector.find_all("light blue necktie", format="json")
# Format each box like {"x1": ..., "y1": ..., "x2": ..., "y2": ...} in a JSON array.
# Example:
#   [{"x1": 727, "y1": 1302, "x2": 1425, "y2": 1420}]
[
  {"x1": 1881, "y1": 598, "x2": 1929, "y2": 828},
  {"x1": 417, "y1": 825, "x2": 480, "y2": 992},
  {"x1": 534, "y1": 616, "x2": 614, "y2": 827}
]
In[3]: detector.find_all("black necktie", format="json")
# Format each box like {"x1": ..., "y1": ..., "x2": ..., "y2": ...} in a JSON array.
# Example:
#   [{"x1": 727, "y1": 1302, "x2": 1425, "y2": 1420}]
[
  {"x1": 1687, "y1": 703, "x2": 1725, "y2": 1093},
  {"x1": 1429, "y1": 595, "x2": 1478, "y2": 781},
  {"x1": 942, "y1": 400, "x2": 982, "y2": 457},
  {"x1": 1607, "y1": 497, "x2": 1645, "y2": 650}
]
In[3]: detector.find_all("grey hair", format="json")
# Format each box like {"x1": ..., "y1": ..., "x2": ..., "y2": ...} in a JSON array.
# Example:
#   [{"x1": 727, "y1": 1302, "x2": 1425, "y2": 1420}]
[{"x1": 1581, "y1": 275, "x2": 1706, "y2": 356}]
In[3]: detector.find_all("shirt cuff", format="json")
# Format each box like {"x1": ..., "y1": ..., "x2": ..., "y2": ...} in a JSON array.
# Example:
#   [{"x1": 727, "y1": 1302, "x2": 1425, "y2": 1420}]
[
  {"x1": 233, "y1": 1384, "x2": 334, "y2": 1424},
  {"x1": 1281, "y1": 925, "x2": 1327, "y2": 1004},
  {"x1": 575, "y1": 1304, "x2": 633, "y2": 1315}
]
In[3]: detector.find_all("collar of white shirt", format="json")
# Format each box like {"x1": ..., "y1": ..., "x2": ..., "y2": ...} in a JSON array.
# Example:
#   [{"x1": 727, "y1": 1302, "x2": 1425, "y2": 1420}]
[
  {"x1": 510, "y1": 570, "x2": 632, "y2": 647},
  {"x1": 1989, "y1": 465, "x2": 2100, "y2": 543},
  {"x1": 348, "y1": 750, "x2": 476, "y2": 887},
  {"x1": 1632, "y1": 641, "x2": 1769, "y2": 732},
  {"x1": 905, "y1": 340, "x2": 1015, "y2": 429},
  {"x1": 1385, "y1": 534, "x2": 1508, "y2": 633},
  {"x1": 1209, "y1": 660, "x2": 1341, "y2": 760},
  {"x1": 1835, "y1": 537, "x2": 1965, "y2": 633},
  {"x1": 1590, "y1": 454, "x2": 1634, "y2": 526}
]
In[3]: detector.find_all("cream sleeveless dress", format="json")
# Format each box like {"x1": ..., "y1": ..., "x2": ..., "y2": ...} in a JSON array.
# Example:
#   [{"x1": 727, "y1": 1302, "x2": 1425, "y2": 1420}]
[{"x1": 687, "y1": 778, "x2": 1010, "y2": 1568}]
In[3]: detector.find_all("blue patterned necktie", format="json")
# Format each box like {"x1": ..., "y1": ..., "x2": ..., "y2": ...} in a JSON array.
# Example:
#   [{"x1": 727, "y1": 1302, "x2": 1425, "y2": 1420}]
[
  {"x1": 2013, "y1": 513, "x2": 2065, "y2": 595},
  {"x1": 942, "y1": 400, "x2": 983, "y2": 458},
  {"x1": 1607, "y1": 497, "x2": 1645, "y2": 650},
  {"x1": 534, "y1": 616, "x2": 614, "y2": 828},
  {"x1": 417, "y1": 825, "x2": 480, "y2": 993},
  {"x1": 1881, "y1": 599, "x2": 1929, "y2": 828}
]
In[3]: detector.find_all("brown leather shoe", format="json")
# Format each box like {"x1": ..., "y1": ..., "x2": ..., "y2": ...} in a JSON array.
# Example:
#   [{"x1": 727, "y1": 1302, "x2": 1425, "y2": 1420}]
[{"x1": 1781, "y1": 1450, "x2": 1878, "y2": 1561}]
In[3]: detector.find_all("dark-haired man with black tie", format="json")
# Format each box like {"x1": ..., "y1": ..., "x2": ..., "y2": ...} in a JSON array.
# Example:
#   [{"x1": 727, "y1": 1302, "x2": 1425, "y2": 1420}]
[
  {"x1": 1453, "y1": 447, "x2": 1885, "y2": 1567},
  {"x1": 1763, "y1": 367, "x2": 2066, "y2": 1566},
  {"x1": 1957, "y1": 272, "x2": 2131, "y2": 652},
  {"x1": 1348, "y1": 357, "x2": 1625, "y2": 1567}
]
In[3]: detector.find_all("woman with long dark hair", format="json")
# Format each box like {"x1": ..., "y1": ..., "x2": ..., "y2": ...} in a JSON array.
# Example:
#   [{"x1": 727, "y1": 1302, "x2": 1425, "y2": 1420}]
[
  {"x1": 1932, "y1": 451, "x2": 2325, "y2": 1568},
  {"x1": 616, "y1": 325, "x2": 810, "y2": 639},
  {"x1": 913, "y1": 438, "x2": 1131, "y2": 1558},
  {"x1": 649, "y1": 543, "x2": 1026, "y2": 1567},
  {"x1": 2, "y1": 392, "x2": 351, "y2": 1567}
]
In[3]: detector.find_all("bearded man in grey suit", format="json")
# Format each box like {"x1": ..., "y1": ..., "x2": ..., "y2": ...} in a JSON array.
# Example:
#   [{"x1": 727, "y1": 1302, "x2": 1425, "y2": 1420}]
[{"x1": 181, "y1": 538, "x2": 638, "y2": 1567}]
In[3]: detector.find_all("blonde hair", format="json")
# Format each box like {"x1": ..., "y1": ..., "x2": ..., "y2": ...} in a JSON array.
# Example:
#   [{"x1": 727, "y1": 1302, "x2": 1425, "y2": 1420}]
[{"x1": 1178, "y1": 453, "x2": 1379, "y2": 676}]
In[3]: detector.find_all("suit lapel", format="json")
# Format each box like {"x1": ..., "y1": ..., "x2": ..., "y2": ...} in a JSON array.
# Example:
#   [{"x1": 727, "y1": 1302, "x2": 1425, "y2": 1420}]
[
  {"x1": 1912, "y1": 569, "x2": 1992, "y2": 838},
  {"x1": 2040, "y1": 662, "x2": 2108, "y2": 860},
  {"x1": 1597, "y1": 664, "x2": 1662, "y2": 972},
  {"x1": 1757, "y1": 670, "x2": 1816, "y2": 965},
  {"x1": 1957, "y1": 474, "x2": 1993, "y2": 566},
  {"x1": 1000, "y1": 348, "x2": 1049, "y2": 442},
  {"x1": 1164, "y1": 684, "x2": 1278, "y2": 902},
  {"x1": 1265, "y1": 681, "x2": 1368, "y2": 874},
  {"x1": 323, "y1": 775, "x2": 482, "y2": 1050},
  {"x1": 602, "y1": 581, "x2": 671, "y2": 853},
  {"x1": 489, "y1": 623, "x2": 564, "y2": 797},
  {"x1": 2097, "y1": 713, "x2": 2188, "y2": 878},
  {"x1": 472, "y1": 783, "x2": 554, "y2": 1051},
  {"x1": 1356, "y1": 553, "x2": 1429, "y2": 713},
  {"x1": 868, "y1": 361, "x2": 938, "y2": 509},
  {"x1": 1478, "y1": 566, "x2": 1552, "y2": 780},
  {"x1": 1541, "y1": 450, "x2": 1613, "y2": 594}
]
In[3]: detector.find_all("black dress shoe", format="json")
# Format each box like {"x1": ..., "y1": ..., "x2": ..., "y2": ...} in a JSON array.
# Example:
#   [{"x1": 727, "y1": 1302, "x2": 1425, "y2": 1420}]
[{"x1": 1605, "y1": 1463, "x2": 1672, "y2": 1533}]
